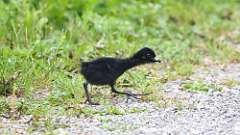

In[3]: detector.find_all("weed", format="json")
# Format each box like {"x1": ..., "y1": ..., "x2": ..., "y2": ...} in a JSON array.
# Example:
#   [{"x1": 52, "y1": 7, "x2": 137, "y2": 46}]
[
  {"x1": 16, "y1": 99, "x2": 29, "y2": 115},
  {"x1": 220, "y1": 79, "x2": 240, "y2": 88},
  {"x1": 181, "y1": 81, "x2": 223, "y2": 92},
  {"x1": 0, "y1": 97, "x2": 9, "y2": 115},
  {"x1": 175, "y1": 64, "x2": 194, "y2": 77},
  {"x1": 106, "y1": 106, "x2": 125, "y2": 115}
]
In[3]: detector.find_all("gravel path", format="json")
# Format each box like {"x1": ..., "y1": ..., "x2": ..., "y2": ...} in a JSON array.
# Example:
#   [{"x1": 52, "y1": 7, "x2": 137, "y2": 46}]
[{"x1": 1, "y1": 64, "x2": 240, "y2": 135}]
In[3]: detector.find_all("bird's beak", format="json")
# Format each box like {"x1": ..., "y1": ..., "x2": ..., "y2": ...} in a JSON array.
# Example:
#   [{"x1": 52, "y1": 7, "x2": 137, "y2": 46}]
[{"x1": 152, "y1": 58, "x2": 161, "y2": 63}]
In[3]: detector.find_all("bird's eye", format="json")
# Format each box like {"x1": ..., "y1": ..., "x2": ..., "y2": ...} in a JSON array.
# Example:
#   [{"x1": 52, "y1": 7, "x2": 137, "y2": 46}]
[{"x1": 146, "y1": 53, "x2": 151, "y2": 57}]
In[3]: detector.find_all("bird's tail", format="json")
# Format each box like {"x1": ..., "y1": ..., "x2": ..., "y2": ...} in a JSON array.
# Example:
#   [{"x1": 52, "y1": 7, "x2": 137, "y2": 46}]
[{"x1": 80, "y1": 62, "x2": 88, "y2": 74}]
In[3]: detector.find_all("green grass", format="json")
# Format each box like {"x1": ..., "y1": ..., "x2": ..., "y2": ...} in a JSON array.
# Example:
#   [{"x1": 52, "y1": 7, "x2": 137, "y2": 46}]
[
  {"x1": 0, "y1": 97, "x2": 9, "y2": 115},
  {"x1": 220, "y1": 79, "x2": 240, "y2": 88},
  {"x1": 0, "y1": 0, "x2": 240, "y2": 118},
  {"x1": 181, "y1": 81, "x2": 223, "y2": 92}
]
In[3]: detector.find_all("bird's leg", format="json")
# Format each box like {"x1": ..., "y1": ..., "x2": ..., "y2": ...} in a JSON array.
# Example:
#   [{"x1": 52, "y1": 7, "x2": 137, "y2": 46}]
[
  {"x1": 110, "y1": 85, "x2": 141, "y2": 99},
  {"x1": 128, "y1": 92, "x2": 152, "y2": 96},
  {"x1": 83, "y1": 82, "x2": 99, "y2": 105}
]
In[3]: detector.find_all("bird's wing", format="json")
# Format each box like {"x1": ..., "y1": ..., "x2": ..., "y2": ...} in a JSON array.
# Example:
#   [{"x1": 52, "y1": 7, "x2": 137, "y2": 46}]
[{"x1": 83, "y1": 58, "x2": 114, "y2": 72}]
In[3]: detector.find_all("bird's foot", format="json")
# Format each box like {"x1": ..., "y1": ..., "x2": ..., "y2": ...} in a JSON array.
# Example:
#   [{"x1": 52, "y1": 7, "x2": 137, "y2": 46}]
[
  {"x1": 84, "y1": 99, "x2": 100, "y2": 105},
  {"x1": 124, "y1": 90, "x2": 152, "y2": 99},
  {"x1": 112, "y1": 93, "x2": 118, "y2": 98},
  {"x1": 89, "y1": 102, "x2": 100, "y2": 105},
  {"x1": 130, "y1": 92, "x2": 152, "y2": 96}
]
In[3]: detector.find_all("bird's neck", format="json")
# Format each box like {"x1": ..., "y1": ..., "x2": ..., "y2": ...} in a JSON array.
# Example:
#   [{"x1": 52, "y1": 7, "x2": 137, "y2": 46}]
[{"x1": 121, "y1": 58, "x2": 144, "y2": 71}]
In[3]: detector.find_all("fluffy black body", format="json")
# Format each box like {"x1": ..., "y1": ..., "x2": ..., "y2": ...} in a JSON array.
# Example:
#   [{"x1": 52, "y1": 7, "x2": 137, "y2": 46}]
[{"x1": 81, "y1": 47, "x2": 160, "y2": 105}]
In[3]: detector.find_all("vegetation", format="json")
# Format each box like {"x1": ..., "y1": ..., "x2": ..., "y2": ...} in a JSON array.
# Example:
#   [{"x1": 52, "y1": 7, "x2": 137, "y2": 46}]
[
  {"x1": 181, "y1": 81, "x2": 223, "y2": 92},
  {"x1": 0, "y1": 0, "x2": 240, "y2": 118}
]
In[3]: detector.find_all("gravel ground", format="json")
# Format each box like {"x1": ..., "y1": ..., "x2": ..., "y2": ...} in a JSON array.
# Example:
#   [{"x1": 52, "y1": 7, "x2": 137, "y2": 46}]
[{"x1": 1, "y1": 64, "x2": 240, "y2": 135}]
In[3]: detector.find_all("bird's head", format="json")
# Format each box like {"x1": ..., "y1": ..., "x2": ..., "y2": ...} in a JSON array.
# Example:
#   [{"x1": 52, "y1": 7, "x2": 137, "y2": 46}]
[{"x1": 132, "y1": 47, "x2": 161, "y2": 63}]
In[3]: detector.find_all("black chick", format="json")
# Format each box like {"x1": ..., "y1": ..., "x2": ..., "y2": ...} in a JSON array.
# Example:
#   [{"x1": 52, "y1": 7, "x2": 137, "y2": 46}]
[{"x1": 80, "y1": 47, "x2": 160, "y2": 105}]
